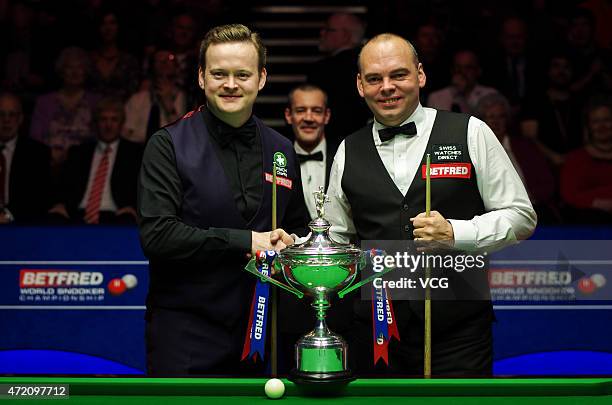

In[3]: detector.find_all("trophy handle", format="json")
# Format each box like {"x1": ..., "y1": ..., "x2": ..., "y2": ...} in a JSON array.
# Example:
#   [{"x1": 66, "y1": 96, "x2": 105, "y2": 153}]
[
  {"x1": 337, "y1": 252, "x2": 395, "y2": 298},
  {"x1": 244, "y1": 258, "x2": 304, "y2": 299}
]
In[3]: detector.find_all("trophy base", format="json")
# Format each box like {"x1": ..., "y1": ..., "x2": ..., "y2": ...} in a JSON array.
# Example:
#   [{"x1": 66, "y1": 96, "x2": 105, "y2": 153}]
[{"x1": 288, "y1": 368, "x2": 355, "y2": 396}]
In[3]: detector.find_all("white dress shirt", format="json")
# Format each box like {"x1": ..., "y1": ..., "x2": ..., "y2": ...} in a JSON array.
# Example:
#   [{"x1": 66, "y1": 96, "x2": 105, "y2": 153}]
[
  {"x1": 501, "y1": 135, "x2": 526, "y2": 184},
  {"x1": 326, "y1": 104, "x2": 537, "y2": 251},
  {"x1": 295, "y1": 138, "x2": 327, "y2": 220},
  {"x1": 79, "y1": 139, "x2": 120, "y2": 211},
  {"x1": 0, "y1": 136, "x2": 17, "y2": 203}
]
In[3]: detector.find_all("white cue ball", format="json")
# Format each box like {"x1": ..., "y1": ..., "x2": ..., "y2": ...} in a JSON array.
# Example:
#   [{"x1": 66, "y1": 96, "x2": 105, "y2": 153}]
[
  {"x1": 264, "y1": 378, "x2": 285, "y2": 399},
  {"x1": 591, "y1": 274, "x2": 606, "y2": 288},
  {"x1": 121, "y1": 274, "x2": 138, "y2": 289}
]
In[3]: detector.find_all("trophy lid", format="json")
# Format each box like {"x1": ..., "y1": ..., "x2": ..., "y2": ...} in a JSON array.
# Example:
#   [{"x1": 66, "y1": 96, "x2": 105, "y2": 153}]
[{"x1": 278, "y1": 188, "x2": 362, "y2": 260}]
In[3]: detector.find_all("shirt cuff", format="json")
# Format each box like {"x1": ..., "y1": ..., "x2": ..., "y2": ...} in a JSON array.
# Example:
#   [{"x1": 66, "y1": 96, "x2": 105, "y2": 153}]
[
  {"x1": 229, "y1": 229, "x2": 252, "y2": 254},
  {"x1": 448, "y1": 219, "x2": 477, "y2": 251}
]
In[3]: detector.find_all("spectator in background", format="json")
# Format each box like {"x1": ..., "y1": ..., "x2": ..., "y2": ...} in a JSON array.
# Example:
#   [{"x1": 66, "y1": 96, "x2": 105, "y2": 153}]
[
  {"x1": 2, "y1": 1, "x2": 52, "y2": 97},
  {"x1": 566, "y1": 8, "x2": 607, "y2": 97},
  {"x1": 413, "y1": 22, "x2": 450, "y2": 104},
  {"x1": 30, "y1": 47, "x2": 100, "y2": 172},
  {"x1": 561, "y1": 97, "x2": 612, "y2": 223},
  {"x1": 89, "y1": 9, "x2": 140, "y2": 100},
  {"x1": 483, "y1": 16, "x2": 544, "y2": 115},
  {"x1": 307, "y1": 12, "x2": 370, "y2": 144},
  {"x1": 0, "y1": 92, "x2": 51, "y2": 223},
  {"x1": 427, "y1": 49, "x2": 499, "y2": 115},
  {"x1": 123, "y1": 49, "x2": 187, "y2": 143},
  {"x1": 284, "y1": 84, "x2": 334, "y2": 220},
  {"x1": 167, "y1": 11, "x2": 198, "y2": 90},
  {"x1": 521, "y1": 53, "x2": 582, "y2": 167},
  {"x1": 477, "y1": 94, "x2": 558, "y2": 223},
  {"x1": 49, "y1": 97, "x2": 143, "y2": 224}
]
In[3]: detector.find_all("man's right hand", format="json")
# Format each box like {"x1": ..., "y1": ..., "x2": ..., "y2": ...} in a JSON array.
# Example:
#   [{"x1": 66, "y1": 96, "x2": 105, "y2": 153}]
[
  {"x1": 270, "y1": 228, "x2": 295, "y2": 248},
  {"x1": 250, "y1": 229, "x2": 295, "y2": 257}
]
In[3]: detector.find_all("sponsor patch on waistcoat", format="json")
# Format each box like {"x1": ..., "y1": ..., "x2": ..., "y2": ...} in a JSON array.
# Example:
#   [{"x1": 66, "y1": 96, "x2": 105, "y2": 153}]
[
  {"x1": 431, "y1": 144, "x2": 464, "y2": 162},
  {"x1": 264, "y1": 173, "x2": 293, "y2": 189},
  {"x1": 421, "y1": 163, "x2": 472, "y2": 179}
]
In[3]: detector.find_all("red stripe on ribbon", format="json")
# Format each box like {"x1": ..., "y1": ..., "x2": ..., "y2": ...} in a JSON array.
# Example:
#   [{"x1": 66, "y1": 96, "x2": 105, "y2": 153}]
[
  {"x1": 241, "y1": 284, "x2": 257, "y2": 361},
  {"x1": 386, "y1": 287, "x2": 400, "y2": 341}
]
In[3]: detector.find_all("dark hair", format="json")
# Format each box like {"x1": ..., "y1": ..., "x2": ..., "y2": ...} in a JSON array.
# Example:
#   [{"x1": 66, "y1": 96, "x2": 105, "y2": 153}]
[
  {"x1": 94, "y1": 97, "x2": 125, "y2": 123},
  {"x1": 287, "y1": 84, "x2": 328, "y2": 108},
  {"x1": 94, "y1": 8, "x2": 123, "y2": 46},
  {"x1": 198, "y1": 24, "x2": 266, "y2": 72},
  {"x1": 569, "y1": 7, "x2": 596, "y2": 26}
]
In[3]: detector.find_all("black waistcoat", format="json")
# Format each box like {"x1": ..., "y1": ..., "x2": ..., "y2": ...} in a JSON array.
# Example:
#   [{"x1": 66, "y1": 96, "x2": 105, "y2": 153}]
[
  {"x1": 342, "y1": 110, "x2": 492, "y2": 332},
  {"x1": 148, "y1": 110, "x2": 297, "y2": 327}
]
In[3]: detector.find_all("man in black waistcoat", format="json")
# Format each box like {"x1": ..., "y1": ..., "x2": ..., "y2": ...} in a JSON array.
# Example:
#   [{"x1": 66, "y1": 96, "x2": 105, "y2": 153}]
[
  {"x1": 138, "y1": 24, "x2": 309, "y2": 376},
  {"x1": 322, "y1": 34, "x2": 537, "y2": 376}
]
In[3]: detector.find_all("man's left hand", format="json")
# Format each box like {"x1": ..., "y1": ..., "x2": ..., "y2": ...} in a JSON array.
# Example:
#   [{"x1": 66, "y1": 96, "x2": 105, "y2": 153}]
[{"x1": 411, "y1": 211, "x2": 454, "y2": 242}]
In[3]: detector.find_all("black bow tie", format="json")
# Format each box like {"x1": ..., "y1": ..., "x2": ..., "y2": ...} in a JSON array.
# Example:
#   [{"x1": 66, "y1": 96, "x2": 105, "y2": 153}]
[
  {"x1": 297, "y1": 151, "x2": 324, "y2": 163},
  {"x1": 378, "y1": 121, "x2": 417, "y2": 142},
  {"x1": 217, "y1": 120, "x2": 256, "y2": 148}
]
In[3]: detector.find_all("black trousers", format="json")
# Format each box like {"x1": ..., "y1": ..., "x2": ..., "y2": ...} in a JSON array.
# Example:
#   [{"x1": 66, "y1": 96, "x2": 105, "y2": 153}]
[
  {"x1": 145, "y1": 307, "x2": 266, "y2": 376},
  {"x1": 347, "y1": 303, "x2": 493, "y2": 377}
]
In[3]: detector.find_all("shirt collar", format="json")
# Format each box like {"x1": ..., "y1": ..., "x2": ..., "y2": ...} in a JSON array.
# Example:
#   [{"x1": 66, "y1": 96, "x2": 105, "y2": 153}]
[
  {"x1": 2, "y1": 136, "x2": 18, "y2": 154},
  {"x1": 203, "y1": 107, "x2": 256, "y2": 146},
  {"x1": 373, "y1": 103, "x2": 425, "y2": 145},
  {"x1": 294, "y1": 137, "x2": 326, "y2": 157},
  {"x1": 96, "y1": 138, "x2": 119, "y2": 152}
]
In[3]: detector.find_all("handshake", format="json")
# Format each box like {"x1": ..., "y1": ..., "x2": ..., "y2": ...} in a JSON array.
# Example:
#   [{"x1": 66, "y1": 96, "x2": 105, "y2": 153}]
[{"x1": 249, "y1": 229, "x2": 295, "y2": 258}]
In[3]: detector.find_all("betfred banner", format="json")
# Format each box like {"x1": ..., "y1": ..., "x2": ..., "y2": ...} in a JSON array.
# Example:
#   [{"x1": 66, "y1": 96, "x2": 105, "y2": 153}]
[{"x1": 0, "y1": 265, "x2": 147, "y2": 306}]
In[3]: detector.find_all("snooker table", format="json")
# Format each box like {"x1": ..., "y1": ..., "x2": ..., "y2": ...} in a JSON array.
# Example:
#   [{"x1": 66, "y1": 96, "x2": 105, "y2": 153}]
[{"x1": 0, "y1": 377, "x2": 610, "y2": 404}]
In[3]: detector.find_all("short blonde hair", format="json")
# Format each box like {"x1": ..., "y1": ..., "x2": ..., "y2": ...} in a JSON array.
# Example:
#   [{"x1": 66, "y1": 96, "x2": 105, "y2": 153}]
[{"x1": 198, "y1": 24, "x2": 266, "y2": 72}]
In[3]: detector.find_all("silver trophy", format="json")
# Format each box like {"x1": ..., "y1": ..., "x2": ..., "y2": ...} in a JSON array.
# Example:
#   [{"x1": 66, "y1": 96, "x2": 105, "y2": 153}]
[{"x1": 245, "y1": 187, "x2": 393, "y2": 384}]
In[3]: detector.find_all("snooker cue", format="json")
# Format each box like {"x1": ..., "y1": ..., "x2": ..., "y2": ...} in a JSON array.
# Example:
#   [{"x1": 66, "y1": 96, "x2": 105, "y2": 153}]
[
  {"x1": 424, "y1": 154, "x2": 432, "y2": 378},
  {"x1": 271, "y1": 162, "x2": 278, "y2": 376}
]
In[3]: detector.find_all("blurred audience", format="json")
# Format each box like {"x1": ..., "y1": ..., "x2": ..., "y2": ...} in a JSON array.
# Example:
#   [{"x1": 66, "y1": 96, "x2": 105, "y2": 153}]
[
  {"x1": 560, "y1": 97, "x2": 612, "y2": 223},
  {"x1": 521, "y1": 52, "x2": 583, "y2": 167},
  {"x1": 307, "y1": 12, "x2": 370, "y2": 143},
  {"x1": 2, "y1": 1, "x2": 52, "y2": 97},
  {"x1": 483, "y1": 16, "x2": 544, "y2": 115},
  {"x1": 30, "y1": 46, "x2": 100, "y2": 172},
  {"x1": 167, "y1": 11, "x2": 198, "y2": 91},
  {"x1": 565, "y1": 8, "x2": 608, "y2": 98},
  {"x1": 89, "y1": 9, "x2": 140, "y2": 100},
  {"x1": 413, "y1": 22, "x2": 450, "y2": 104},
  {"x1": 0, "y1": 92, "x2": 51, "y2": 224},
  {"x1": 1, "y1": 1, "x2": 610, "y2": 227},
  {"x1": 477, "y1": 93, "x2": 558, "y2": 223},
  {"x1": 49, "y1": 97, "x2": 143, "y2": 224},
  {"x1": 427, "y1": 49, "x2": 499, "y2": 115},
  {"x1": 123, "y1": 49, "x2": 187, "y2": 143}
]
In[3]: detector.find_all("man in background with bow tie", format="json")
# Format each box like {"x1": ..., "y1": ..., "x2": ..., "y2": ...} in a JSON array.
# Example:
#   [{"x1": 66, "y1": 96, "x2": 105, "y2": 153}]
[
  {"x1": 138, "y1": 24, "x2": 308, "y2": 376},
  {"x1": 284, "y1": 84, "x2": 336, "y2": 220},
  {"x1": 278, "y1": 84, "x2": 353, "y2": 373},
  {"x1": 324, "y1": 33, "x2": 537, "y2": 375}
]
